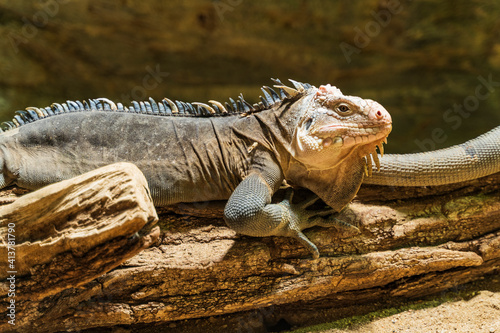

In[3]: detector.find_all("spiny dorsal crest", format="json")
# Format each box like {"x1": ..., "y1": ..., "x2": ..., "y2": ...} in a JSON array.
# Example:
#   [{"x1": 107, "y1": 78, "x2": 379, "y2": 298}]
[{"x1": 0, "y1": 79, "x2": 314, "y2": 132}]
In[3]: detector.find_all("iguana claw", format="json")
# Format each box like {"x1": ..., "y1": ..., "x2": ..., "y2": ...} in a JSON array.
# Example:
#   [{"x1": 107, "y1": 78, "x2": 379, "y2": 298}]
[
  {"x1": 294, "y1": 230, "x2": 320, "y2": 259},
  {"x1": 279, "y1": 189, "x2": 358, "y2": 259}
]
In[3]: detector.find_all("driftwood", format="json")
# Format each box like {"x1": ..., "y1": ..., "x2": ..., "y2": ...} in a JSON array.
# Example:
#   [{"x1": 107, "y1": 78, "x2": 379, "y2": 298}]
[
  {"x1": 0, "y1": 168, "x2": 499, "y2": 332},
  {"x1": 0, "y1": 163, "x2": 159, "y2": 332}
]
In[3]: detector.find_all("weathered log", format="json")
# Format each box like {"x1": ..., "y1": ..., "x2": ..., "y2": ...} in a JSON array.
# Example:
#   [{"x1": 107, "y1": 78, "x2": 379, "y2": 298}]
[
  {"x1": 0, "y1": 172, "x2": 499, "y2": 332},
  {"x1": 0, "y1": 163, "x2": 159, "y2": 331}
]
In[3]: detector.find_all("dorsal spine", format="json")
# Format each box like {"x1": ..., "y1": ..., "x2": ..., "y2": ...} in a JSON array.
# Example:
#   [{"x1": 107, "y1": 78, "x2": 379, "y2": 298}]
[{"x1": 0, "y1": 79, "x2": 313, "y2": 132}]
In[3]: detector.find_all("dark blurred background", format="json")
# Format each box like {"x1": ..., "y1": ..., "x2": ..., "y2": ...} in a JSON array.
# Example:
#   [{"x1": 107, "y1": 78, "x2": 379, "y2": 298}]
[{"x1": 1, "y1": 0, "x2": 499, "y2": 152}]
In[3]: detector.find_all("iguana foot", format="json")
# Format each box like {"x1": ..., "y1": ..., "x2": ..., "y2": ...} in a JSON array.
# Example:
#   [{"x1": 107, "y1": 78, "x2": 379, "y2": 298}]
[{"x1": 278, "y1": 189, "x2": 358, "y2": 259}]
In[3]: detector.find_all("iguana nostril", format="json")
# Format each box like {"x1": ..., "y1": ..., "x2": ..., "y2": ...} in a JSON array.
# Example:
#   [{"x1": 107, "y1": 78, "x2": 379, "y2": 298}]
[{"x1": 376, "y1": 110, "x2": 383, "y2": 119}]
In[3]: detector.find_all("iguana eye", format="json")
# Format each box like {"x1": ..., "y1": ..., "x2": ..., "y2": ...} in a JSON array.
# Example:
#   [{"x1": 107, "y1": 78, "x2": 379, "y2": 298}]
[{"x1": 336, "y1": 103, "x2": 351, "y2": 114}]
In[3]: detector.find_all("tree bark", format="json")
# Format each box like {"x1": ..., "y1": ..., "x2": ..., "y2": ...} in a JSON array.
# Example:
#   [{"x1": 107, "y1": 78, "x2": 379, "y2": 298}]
[{"x1": 0, "y1": 170, "x2": 499, "y2": 332}]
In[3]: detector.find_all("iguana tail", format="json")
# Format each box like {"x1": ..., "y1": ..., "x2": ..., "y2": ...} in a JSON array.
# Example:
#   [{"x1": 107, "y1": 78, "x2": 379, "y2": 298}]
[{"x1": 364, "y1": 126, "x2": 500, "y2": 186}]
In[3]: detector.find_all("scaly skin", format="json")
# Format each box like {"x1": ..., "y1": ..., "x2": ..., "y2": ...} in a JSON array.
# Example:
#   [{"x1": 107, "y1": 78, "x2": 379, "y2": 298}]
[
  {"x1": 364, "y1": 126, "x2": 500, "y2": 186},
  {"x1": 0, "y1": 80, "x2": 391, "y2": 258}
]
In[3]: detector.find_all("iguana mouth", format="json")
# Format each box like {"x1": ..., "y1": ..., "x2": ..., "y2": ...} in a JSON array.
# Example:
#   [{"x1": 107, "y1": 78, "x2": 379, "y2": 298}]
[
  {"x1": 316, "y1": 123, "x2": 390, "y2": 144},
  {"x1": 315, "y1": 122, "x2": 391, "y2": 177},
  {"x1": 316, "y1": 122, "x2": 390, "y2": 135}
]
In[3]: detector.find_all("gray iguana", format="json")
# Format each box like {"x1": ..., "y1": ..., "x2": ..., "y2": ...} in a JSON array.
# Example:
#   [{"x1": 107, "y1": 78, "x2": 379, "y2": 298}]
[{"x1": 0, "y1": 79, "x2": 498, "y2": 258}]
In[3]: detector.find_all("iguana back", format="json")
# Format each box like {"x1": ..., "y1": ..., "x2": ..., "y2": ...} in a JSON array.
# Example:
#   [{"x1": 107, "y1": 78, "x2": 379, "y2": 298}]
[{"x1": 0, "y1": 111, "x2": 255, "y2": 206}]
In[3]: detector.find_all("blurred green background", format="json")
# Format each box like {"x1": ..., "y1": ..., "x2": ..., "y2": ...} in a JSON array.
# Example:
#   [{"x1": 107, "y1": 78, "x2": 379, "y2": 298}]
[{"x1": 1, "y1": 0, "x2": 499, "y2": 152}]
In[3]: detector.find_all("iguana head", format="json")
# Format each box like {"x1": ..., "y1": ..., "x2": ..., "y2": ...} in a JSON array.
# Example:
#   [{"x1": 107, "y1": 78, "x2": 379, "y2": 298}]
[{"x1": 289, "y1": 84, "x2": 392, "y2": 173}]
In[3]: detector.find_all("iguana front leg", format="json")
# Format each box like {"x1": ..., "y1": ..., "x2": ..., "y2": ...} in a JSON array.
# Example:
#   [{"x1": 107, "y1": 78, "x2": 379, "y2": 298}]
[{"x1": 224, "y1": 161, "x2": 355, "y2": 258}]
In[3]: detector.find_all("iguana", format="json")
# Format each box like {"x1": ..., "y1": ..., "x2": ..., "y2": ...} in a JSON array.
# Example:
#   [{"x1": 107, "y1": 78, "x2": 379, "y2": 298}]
[{"x1": 0, "y1": 79, "x2": 498, "y2": 258}]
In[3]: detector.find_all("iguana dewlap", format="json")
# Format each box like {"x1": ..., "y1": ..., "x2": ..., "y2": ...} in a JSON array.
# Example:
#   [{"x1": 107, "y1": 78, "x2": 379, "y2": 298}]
[{"x1": 1, "y1": 79, "x2": 498, "y2": 258}]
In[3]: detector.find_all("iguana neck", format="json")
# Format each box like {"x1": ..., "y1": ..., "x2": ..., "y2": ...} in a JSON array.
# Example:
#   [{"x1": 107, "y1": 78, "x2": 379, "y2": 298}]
[
  {"x1": 231, "y1": 95, "x2": 305, "y2": 166},
  {"x1": 285, "y1": 154, "x2": 366, "y2": 211}
]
